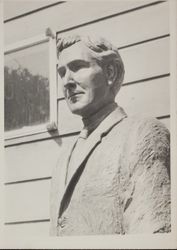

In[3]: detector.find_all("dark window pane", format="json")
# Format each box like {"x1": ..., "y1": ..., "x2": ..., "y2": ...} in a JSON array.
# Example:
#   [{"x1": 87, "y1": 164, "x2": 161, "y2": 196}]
[{"x1": 4, "y1": 42, "x2": 50, "y2": 131}]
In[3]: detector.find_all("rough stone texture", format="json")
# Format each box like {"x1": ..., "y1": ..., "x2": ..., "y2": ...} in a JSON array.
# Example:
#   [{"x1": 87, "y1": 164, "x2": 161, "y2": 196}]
[{"x1": 50, "y1": 107, "x2": 170, "y2": 236}]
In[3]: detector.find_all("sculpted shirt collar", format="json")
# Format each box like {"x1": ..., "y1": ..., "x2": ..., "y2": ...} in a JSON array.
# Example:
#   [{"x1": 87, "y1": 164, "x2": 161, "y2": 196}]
[{"x1": 79, "y1": 102, "x2": 121, "y2": 139}]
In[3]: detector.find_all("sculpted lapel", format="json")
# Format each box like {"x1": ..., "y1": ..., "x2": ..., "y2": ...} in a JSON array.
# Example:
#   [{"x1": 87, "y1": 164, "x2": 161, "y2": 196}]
[
  {"x1": 51, "y1": 136, "x2": 82, "y2": 235},
  {"x1": 58, "y1": 106, "x2": 127, "y2": 217},
  {"x1": 53, "y1": 139, "x2": 77, "y2": 223}
]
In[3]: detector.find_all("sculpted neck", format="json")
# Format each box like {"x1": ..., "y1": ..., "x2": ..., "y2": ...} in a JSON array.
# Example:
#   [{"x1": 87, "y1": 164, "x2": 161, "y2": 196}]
[{"x1": 82, "y1": 102, "x2": 117, "y2": 134}]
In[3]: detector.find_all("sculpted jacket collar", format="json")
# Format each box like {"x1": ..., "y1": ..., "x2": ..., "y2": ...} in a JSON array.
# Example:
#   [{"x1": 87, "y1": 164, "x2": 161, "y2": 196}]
[
  {"x1": 58, "y1": 105, "x2": 127, "y2": 217},
  {"x1": 80, "y1": 102, "x2": 118, "y2": 139}
]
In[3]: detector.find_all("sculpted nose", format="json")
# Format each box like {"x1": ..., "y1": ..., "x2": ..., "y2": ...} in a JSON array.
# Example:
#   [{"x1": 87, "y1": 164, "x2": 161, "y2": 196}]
[
  {"x1": 63, "y1": 70, "x2": 76, "y2": 89},
  {"x1": 64, "y1": 81, "x2": 76, "y2": 91}
]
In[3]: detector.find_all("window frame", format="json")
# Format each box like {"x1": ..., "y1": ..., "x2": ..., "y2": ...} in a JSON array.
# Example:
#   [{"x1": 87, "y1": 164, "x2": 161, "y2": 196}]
[{"x1": 4, "y1": 32, "x2": 57, "y2": 140}]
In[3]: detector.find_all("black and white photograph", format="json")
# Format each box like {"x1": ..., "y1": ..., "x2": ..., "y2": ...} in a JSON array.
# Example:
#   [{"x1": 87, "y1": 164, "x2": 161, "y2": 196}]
[{"x1": 0, "y1": 0, "x2": 177, "y2": 248}]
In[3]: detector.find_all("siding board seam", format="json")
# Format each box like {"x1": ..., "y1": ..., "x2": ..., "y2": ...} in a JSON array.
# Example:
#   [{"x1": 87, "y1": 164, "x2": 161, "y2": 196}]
[
  {"x1": 57, "y1": 73, "x2": 170, "y2": 101},
  {"x1": 118, "y1": 34, "x2": 170, "y2": 50},
  {"x1": 5, "y1": 131, "x2": 80, "y2": 148},
  {"x1": 4, "y1": 1, "x2": 164, "y2": 29},
  {"x1": 123, "y1": 73, "x2": 170, "y2": 87},
  {"x1": 157, "y1": 114, "x2": 170, "y2": 120},
  {"x1": 56, "y1": 1, "x2": 165, "y2": 35},
  {"x1": 5, "y1": 219, "x2": 50, "y2": 225},
  {"x1": 5, "y1": 176, "x2": 52, "y2": 185},
  {"x1": 4, "y1": 1, "x2": 66, "y2": 23}
]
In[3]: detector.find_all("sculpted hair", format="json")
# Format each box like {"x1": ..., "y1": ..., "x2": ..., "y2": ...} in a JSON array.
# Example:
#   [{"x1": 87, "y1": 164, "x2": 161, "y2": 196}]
[{"x1": 57, "y1": 34, "x2": 125, "y2": 96}]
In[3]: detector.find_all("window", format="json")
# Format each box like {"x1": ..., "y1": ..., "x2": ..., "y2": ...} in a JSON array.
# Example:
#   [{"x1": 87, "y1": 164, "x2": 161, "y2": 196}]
[{"x1": 4, "y1": 32, "x2": 57, "y2": 139}]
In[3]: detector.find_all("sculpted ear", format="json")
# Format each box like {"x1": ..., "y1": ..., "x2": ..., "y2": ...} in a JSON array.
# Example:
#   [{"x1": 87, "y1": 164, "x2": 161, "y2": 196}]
[{"x1": 105, "y1": 62, "x2": 117, "y2": 87}]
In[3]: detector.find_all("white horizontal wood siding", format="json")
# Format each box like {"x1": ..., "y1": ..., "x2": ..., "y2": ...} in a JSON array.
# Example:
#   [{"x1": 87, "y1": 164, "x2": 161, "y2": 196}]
[
  {"x1": 5, "y1": 180, "x2": 50, "y2": 222},
  {"x1": 4, "y1": 1, "x2": 168, "y2": 45},
  {"x1": 5, "y1": 135, "x2": 77, "y2": 182},
  {"x1": 4, "y1": 0, "x2": 61, "y2": 20},
  {"x1": 4, "y1": 221, "x2": 50, "y2": 236}
]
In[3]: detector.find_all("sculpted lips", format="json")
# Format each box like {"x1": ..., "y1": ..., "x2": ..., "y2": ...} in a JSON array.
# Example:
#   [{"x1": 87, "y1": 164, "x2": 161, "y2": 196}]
[{"x1": 67, "y1": 91, "x2": 84, "y2": 100}]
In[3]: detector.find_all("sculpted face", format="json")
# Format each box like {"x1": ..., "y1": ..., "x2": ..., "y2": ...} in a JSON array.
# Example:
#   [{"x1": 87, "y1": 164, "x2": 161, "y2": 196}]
[{"x1": 58, "y1": 42, "x2": 113, "y2": 118}]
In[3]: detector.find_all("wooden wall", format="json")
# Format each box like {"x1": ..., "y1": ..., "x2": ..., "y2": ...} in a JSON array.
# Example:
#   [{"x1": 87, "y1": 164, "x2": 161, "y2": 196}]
[{"x1": 4, "y1": 0, "x2": 170, "y2": 236}]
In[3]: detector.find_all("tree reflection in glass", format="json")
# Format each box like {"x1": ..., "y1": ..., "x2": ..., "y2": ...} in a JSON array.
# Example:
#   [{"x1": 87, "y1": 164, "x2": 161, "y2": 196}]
[{"x1": 4, "y1": 42, "x2": 50, "y2": 131}]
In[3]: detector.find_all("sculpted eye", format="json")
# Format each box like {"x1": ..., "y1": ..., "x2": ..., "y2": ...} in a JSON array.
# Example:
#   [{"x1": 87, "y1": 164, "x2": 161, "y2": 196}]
[
  {"x1": 58, "y1": 67, "x2": 66, "y2": 78},
  {"x1": 73, "y1": 64, "x2": 82, "y2": 71}
]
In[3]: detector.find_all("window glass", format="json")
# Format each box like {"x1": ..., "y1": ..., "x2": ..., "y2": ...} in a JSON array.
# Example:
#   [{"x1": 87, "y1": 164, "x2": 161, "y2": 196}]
[{"x1": 4, "y1": 41, "x2": 50, "y2": 131}]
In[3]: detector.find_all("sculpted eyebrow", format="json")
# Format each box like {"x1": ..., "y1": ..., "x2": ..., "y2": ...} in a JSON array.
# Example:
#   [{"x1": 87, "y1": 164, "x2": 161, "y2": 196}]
[
  {"x1": 58, "y1": 60, "x2": 89, "y2": 71},
  {"x1": 68, "y1": 59, "x2": 90, "y2": 67}
]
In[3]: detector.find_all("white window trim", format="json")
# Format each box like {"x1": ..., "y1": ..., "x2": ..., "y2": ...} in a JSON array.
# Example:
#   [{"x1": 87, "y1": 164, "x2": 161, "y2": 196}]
[{"x1": 4, "y1": 32, "x2": 57, "y2": 140}]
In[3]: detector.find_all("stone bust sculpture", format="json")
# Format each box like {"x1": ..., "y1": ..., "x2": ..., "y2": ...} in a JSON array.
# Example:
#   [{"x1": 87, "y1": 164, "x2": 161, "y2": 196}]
[{"x1": 50, "y1": 34, "x2": 170, "y2": 236}]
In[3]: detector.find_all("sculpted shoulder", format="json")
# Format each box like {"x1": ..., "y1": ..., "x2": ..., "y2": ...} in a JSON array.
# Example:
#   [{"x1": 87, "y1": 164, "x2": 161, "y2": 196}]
[
  {"x1": 114, "y1": 114, "x2": 170, "y2": 176},
  {"x1": 118, "y1": 116, "x2": 171, "y2": 233}
]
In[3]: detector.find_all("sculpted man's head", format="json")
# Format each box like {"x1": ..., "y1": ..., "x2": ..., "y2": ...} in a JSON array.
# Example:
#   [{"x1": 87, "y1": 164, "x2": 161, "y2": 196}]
[{"x1": 57, "y1": 34, "x2": 125, "y2": 118}]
